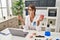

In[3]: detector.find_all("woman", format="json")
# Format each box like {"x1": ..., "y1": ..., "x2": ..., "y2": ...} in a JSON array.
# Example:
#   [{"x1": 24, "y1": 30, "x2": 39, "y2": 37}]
[{"x1": 19, "y1": 4, "x2": 44, "y2": 30}]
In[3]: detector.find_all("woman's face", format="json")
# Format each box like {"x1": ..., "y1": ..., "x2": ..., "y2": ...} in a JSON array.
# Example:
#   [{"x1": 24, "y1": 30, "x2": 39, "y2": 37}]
[{"x1": 28, "y1": 7, "x2": 35, "y2": 16}]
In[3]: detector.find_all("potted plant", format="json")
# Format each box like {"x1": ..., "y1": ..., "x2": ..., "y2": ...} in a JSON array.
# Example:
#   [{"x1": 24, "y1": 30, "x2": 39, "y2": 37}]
[{"x1": 12, "y1": 0, "x2": 24, "y2": 25}]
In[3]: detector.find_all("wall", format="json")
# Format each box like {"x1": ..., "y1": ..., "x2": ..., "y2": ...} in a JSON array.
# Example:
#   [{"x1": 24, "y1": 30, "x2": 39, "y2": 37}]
[{"x1": 56, "y1": 0, "x2": 60, "y2": 32}]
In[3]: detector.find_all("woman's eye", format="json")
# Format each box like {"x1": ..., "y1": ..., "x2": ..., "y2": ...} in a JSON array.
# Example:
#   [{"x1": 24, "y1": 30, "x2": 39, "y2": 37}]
[{"x1": 28, "y1": 9, "x2": 33, "y2": 11}]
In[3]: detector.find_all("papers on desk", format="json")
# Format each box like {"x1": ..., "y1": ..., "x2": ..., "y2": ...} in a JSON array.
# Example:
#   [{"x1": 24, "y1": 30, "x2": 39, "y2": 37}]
[
  {"x1": 0, "y1": 33, "x2": 12, "y2": 40},
  {"x1": 0, "y1": 28, "x2": 12, "y2": 40},
  {"x1": 0, "y1": 32, "x2": 10, "y2": 36}
]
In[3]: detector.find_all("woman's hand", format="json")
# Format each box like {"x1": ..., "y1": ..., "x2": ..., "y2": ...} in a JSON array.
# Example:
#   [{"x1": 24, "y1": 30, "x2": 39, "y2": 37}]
[{"x1": 37, "y1": 15, "x2": 44, "y2": 26}]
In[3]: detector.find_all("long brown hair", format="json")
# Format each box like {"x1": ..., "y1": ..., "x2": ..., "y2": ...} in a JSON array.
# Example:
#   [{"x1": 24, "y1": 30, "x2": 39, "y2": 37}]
[{"x1": 28, "y1": 4, "x2": 36, "y2": 16}]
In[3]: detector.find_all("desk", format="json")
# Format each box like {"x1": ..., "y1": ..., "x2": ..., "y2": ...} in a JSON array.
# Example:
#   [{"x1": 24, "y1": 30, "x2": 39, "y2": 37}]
[{"x1": 0, "y1": 28, "x2": 60, "y2": 40}]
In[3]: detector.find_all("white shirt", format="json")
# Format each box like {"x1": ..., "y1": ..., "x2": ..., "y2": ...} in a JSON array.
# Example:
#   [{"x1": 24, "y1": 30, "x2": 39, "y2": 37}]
[{"x1": 24, "y1": 15, "x2": 41, "y2": 30}]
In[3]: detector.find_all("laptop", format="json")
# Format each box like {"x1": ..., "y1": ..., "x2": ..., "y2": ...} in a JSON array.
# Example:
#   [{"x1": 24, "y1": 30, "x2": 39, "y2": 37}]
[{"x1": 9, "y1": 29, "x2": 28, "y2": 37}]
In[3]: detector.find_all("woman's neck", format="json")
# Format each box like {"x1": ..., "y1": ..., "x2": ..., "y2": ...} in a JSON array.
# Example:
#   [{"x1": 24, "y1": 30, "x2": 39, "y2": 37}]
[
  {"x1": 30, "y1": 15, "x2": 35, "y2": 22},
  {"x1": 30, "y1": 15, "x2": 34, "y2": 18}
]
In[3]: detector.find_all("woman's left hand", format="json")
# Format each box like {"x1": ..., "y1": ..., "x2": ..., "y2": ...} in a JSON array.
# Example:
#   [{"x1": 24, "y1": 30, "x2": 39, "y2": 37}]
[{"x1": 37, "y1": 15, "x2": 44, "y2": 26}]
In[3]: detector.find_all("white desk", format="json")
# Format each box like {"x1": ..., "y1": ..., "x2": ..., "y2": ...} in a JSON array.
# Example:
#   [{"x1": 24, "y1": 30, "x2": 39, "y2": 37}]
[{"x1": 0, "y1": 28, "x2": 60, "y2": 40}]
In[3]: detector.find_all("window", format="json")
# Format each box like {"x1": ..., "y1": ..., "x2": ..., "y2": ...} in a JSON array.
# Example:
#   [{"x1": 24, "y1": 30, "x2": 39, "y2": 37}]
[
  {"x1": 25, "y1": 0, "x2": 56, "y2": 7},
  {"x1": 2, "y1": 8, "x2": 7, "y2": 17},
  {"x1": 0, "y1": 0, "x2": 12, "y2": 18},
  {"x1": 8, "y1": 0, "x2": 12, "y2": 15},
  {"x1": 1, "y1": 0, "x2": 7, "y2": 7},
  {"x1": 0, "y1": 0, "x2": 2, "y2": 18},
  {"x1": 0, "y1": 9, "x2": 2, "y2": 18}
]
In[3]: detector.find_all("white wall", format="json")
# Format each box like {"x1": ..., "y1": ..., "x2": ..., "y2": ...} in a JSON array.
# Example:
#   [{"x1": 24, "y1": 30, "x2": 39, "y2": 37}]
[
  {"x1": 36, "y1": 9, "x2": 48, "y2": 17},
  {"x1": 56, "y1": 0, "x2": 60, "y2": 32}
]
